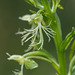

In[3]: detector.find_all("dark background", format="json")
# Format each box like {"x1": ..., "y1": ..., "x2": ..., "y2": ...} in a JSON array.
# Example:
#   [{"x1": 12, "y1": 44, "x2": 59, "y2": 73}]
[{"x1": 0, "y1": 0, "x2": 75, "y2": 75}]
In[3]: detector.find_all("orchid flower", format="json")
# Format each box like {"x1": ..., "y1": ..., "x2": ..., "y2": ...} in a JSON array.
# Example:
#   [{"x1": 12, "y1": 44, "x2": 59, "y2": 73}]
[{"x1": 17, "y1": 13, "x2": 55, "y2": 51}]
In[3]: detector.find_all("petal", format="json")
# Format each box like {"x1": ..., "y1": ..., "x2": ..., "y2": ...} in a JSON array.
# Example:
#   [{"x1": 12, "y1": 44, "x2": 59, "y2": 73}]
[{"x1": 19, "y1": 15, "x2": 31, "y2": 22}]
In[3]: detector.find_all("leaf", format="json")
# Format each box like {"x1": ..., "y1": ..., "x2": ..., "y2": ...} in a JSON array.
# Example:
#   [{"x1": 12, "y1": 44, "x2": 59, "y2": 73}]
[
  {"x1": 29, "y1": 10, "x2": 36, "y2": 14},
  {"x1": 60, "y1": 27, "x2": 75, "y2": 51},
  {"x1": 68, "y1": 56, "x2": 75, "y2": 75},
  {"x1": 69, "y1": 40, "x2": 75, "y2": 61},
  {"x1": 24, "y1": 58, "x2": 38, "y2": 70},
  {"x1": 72, "y1": 66, "x2": 75, "y2": 75},
  {"x1": 57, "y1": 4, "x2": 64, "y2": 9},
  {"x1": 51, "y1": 0, "x2": 61, "y2": 12}
]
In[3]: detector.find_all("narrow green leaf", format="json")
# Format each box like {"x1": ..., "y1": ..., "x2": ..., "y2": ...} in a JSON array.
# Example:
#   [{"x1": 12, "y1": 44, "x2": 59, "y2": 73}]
[
  {"x1": 52, "y1": 0, "x2": 61, "y2": 12},
  {"x1": 29, "y1": 10, "x2": 36, "y2": 14},
  {"x1": 58, "y1": 4, "x2": 64, "y2": 9},
  {"x1": 59, "y1": 27, "x2": 75, "y2": 51},
  {"x1": 72, "y1": 66, "x2": 75, "y2": 75},
  {"x1": 69, "y1": 40, "x2": 75, "y2": 61},
  {"x1": 41, "y1": 0, "x2": 51, "y2": 13},
  {"x1": 52, "y1": 0, "x2": 56, "y2": 12},
  {"x1": 68, "y1": 55, "x2": 75, "y2": 75},
  {"x1": 24, "y1": 58, "x2": 38, "y2": 70}
]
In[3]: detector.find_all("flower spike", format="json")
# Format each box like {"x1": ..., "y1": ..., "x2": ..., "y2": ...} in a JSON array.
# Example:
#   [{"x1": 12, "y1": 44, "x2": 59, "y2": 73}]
[{"x1": 17, "y1": 23, "x2": 55, "y2": 51}]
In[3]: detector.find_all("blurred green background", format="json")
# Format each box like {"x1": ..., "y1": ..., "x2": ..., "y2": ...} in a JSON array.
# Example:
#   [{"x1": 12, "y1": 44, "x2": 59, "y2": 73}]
[{"x1": 0, "y1": 0, "x2": 75, "y2": 75}]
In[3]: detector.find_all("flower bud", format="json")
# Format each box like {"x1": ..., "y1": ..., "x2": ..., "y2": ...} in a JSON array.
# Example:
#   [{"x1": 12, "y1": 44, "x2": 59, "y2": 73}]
[{"x1": 8, "y1": 55, "x2": 24, "y2": 65}]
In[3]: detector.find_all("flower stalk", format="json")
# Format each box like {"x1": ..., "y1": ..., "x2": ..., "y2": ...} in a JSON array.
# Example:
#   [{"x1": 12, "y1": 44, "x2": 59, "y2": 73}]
[
  {"x1": 51, "y1": 13, "x2": 67, "y2": 75},
  {"x1": 7, "y1": 0, "x2": 75, "y2": 75}
]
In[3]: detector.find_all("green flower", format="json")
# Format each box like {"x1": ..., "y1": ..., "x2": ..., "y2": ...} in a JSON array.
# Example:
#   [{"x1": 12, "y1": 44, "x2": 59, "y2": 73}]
[
  {"x1": 7, "y1": 54, "x2": 38, "y2": 75},
  {"x1": 17, "y1": 13, "x2": 55, "y2": 51},
  {"x1": 25, "y1": 0, "x2": 61, "y2": 13},
  {"x1": 8, "y1": 55, "x2": 38, "y2": 70},
  {"x1": 19, "y1": 13, "x2": 43, "y2": 24},
  {"x1": 8, "y1": 55, "x2": 25, "y2": 65}
]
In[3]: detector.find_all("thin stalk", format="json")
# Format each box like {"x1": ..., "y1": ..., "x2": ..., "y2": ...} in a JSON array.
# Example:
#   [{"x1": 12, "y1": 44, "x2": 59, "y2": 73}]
[
  {"x1": 51, "y1": 13, "x2": 67, "y2": 75},
  {"x1": 41, "y1": 0, "x2": 51, "y2": 13},
  {"x1": 57, "y1": 51, "x2": 67, "y2": 75},
  {"x1": 23, "y1": 51, "x2": 49, "y2": 57},
  {"x1": 27, "y1": 56, "x2": 60, "y2": 74},
  {"x1": 56, "y1": 14, "x2": 67, "y2": 75},
  {"x1": 23, "y1": 51, "x2": 60, "y2": 73}
]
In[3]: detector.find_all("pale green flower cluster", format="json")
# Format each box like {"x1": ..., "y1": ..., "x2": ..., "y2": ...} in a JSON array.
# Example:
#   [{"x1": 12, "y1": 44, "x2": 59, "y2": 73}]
[
  {"x1": 17, "y1": 11, "x2": 55, "y2": 51},
  {"x1": 8, "y1": 54, "x2": 38, "y2": 75},
  {"x1": 8, "y1": 55, "x2": 24, "y2": 75},
  {"x1": 7, "y1": 0, "x2": 67, "y2": 75}
]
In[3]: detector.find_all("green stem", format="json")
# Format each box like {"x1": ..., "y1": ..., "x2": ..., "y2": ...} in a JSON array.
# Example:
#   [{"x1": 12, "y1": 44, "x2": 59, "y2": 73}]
[
  {"x1": 51, "y1": 13, "x2": 67, "y2": 75},
  {"x1": 56, "y1": 15, "x2": 67, "y2": 75},
  {"x1": 27, "y1": 56, "x2": 60, "y2": 73},
  {"x1": 41, "y1": 0, "x2": 51, "y2": 13},
  {"x1": 57, "y1": 51, "x2": 67, "y2": 75},
  {"x1": 23, "y1": 51, "x2": 60, "y2": 73},
  {"x1": 23, "y1": 51, "x2": 49, "y2": 57}
]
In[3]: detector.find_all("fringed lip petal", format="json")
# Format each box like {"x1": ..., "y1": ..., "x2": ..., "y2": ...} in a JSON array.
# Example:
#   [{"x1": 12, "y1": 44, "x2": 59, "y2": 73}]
[
  {"x1": 17, "y1": 22, "x2": 55, "y2": 51},
  {"x1": 17, "y1": 13, "x2": 56, "y2": 51}
]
